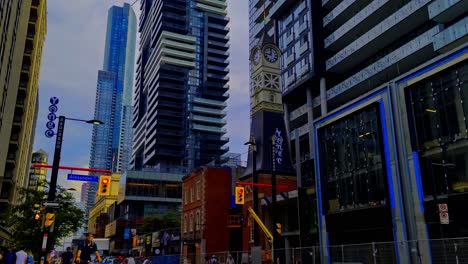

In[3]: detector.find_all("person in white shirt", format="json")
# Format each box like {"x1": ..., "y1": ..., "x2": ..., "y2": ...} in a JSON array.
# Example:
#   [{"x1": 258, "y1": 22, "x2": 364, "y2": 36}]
[{"x1": 15, "y1": 249, "x2": 27, "y2": 264}]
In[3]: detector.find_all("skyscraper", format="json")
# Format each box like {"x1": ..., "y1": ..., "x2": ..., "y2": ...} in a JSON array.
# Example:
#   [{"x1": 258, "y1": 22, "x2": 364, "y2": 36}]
[
  {"x1": 250, "y1": 0, "x2": 468, "y2": 262},
  {"x1": 132, "y1": 0, "x2": 230, "y2": 172},
  {"x1": 88, "y1": 3, "x2": 136, "y2": 212},
  {"x1": 28, "y1": 149, "x2": 48, "y2": 191},
  {"x1": 0, "y1": 0, "x2": 47, "y2": 222}
]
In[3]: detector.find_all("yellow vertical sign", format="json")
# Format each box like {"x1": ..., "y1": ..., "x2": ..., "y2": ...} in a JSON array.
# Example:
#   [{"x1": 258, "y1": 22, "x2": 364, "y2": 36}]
[{"x1": 235, "y1": 187, "x2": 245, "y2": 205}]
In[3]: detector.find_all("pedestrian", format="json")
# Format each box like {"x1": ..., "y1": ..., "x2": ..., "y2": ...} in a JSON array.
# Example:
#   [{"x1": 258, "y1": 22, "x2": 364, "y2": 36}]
[
  {"x1": 209, "y1": 255, "x2": 217, "y2": 264},
  {"x1": 26, "y1": 250, "x2": 33, "y2": 264},
  {"x1": 5, "y1": 248, "x2": 15, "y2": 264},
  {"x1": 61, "y1": 248, "x2": 73, "y2": 264},
  {"x1": 15, "y1": 249, "x2": 27, "y2": 264},
  {"x1": 226, "y1": 254, "x2": 235, "y2": 264},
  {"x1": 74, "y1": 233, "x2": 102, "y2": 264}
]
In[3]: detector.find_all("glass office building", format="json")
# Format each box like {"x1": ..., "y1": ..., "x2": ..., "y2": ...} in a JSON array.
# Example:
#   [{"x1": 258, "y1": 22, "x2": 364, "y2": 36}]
[
  {"x1": 132, "y1": 0, "x2": 230, "y2": 173},
  {"x1": 88, "y1": 3, "x2": 136, "y2": 212}
]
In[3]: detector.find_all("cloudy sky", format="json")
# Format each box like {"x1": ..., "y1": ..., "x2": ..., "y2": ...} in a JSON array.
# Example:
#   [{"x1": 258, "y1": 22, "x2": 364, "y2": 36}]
[{"x1": 33, "y1": 0, "x2": 250, "y2": 197}]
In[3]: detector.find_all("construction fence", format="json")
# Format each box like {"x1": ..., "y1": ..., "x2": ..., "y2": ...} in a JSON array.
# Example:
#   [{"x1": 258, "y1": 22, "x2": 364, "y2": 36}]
[{"x1": 152, "y1": 237, "x2": 468, "y2": 264}]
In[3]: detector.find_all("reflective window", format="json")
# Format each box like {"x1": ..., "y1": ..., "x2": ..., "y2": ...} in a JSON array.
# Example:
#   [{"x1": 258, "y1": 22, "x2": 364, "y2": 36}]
[
  {"x1": 318, "y1": 103, "x2": 387, "y2": 213},
  {"x1": 406, "y1": 62, "x2": 468, "y2": 197}
]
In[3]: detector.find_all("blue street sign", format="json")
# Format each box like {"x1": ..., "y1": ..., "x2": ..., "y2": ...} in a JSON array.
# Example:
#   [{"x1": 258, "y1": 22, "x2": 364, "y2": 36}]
[
  {"x1": 46, "y1": 121, "x2": 55, "y2": 129},
  {"x1": 47, "y1": 113, "x2": 57, "y2": 121},
  {"x1": 45, "y1": 130, "x2": 54, "y2": 138},
  {"x1": 49, "y1": 97, "x2": 59, "y2": 105},
  {"x1": 67, "y1": 174, "x2": 99, "y2": 182},
  {"x1": 48, "y1": 105, "x2": 58, "y2": 113}
]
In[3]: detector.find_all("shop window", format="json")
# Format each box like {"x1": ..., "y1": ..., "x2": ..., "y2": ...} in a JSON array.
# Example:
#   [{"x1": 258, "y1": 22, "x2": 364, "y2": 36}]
[{"x1": 318, "y1": 103, "x2": 387, "y2": 213}]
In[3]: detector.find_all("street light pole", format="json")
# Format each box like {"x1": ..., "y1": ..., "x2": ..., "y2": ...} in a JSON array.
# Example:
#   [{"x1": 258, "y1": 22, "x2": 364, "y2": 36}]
[
  {"x1": 245, "y1": 136, "x2": 259, "y2": 247},
  {"x1": 271, "y1": 136, "x2": 278, "y2": 264},
  {"x1": 48, "y1": 116, "x2": 65, "y2": 202}
]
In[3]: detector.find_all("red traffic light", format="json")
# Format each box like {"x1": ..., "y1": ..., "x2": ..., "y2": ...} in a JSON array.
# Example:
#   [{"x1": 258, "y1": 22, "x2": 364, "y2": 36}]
[
  {"x1": 102, "y1": 179, "x2": 109, "y2": 184},
  {"x1": 237, "y1": 188, "x2": 244, "y2": 194}
]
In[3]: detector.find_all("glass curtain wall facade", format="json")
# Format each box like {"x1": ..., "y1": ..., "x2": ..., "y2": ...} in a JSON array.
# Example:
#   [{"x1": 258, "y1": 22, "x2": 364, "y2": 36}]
[
  {"x1": 132, "y1": 0, "x2": 229, "y2": 173},
  {"x1": 88, "y1": 3, "x2": 136, "y2": 213}
]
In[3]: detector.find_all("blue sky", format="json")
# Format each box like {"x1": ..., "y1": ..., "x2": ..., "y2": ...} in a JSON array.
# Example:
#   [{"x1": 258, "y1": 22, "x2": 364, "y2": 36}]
[{"x1": 33, "y1": 0, "x2": 250, "y2": 196}]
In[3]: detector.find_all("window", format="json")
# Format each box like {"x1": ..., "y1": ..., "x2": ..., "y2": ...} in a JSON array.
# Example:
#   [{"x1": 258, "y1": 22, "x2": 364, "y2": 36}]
[
  {"x1": 196, "y1": 181, "x2": 201, "y2": 200},
  {"x1": 190, "y1": 187, "x2": 194, "y2": 202},
  {"x1": 318, "y1": 103, "x2": 387, "y2": 214},
  {"x1": 300, "y1": 34, "x2": 308, "y2": 46},
  {"x1": 183, "y1": 215, "x2": 187, "y2": 233},
  {"x1": 189, "y1": 213, "x2": 194, "y2": 232},
  {"x1": 195, "y1": 210, "x2": 200, "y2": 230},
  {"x1": 184, "y1": 189, "x2": 188, "y2": 205}
]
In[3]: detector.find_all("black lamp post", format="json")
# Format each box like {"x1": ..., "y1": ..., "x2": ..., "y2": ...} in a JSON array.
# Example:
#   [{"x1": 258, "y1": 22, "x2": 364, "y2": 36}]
[
  {"x1": 245, "y1": 136, "x2": 259, "y2": 247},
  {"x1": 42, "y1": 116, "x2": 103, "y2": 255}
]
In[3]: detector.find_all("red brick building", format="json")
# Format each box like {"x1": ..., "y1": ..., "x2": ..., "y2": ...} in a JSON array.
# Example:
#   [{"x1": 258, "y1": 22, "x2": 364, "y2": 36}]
[{"x1": 181, "y1": 166, "x2": 232, "y2": 264}]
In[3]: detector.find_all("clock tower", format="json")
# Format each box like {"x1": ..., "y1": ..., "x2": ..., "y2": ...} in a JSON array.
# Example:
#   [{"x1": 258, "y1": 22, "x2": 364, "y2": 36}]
[{"x1": 250, "y1": 37, "x2": 283, "y2": 115}]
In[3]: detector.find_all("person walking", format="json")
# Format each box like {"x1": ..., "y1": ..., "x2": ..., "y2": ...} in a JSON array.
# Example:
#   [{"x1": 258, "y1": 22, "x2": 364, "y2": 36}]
[
  {"x1": 5, "y1": 248, "x2": 15, "y2": 264},
  {"x1": 26, "y1": 250, "x2": 33, "y2": 264},
  {"x1": 75, "y1": 233, "x2": 102, "y2": 264},
  {"x1": 226, "y1": 254, "x2": 235, "y2": 264},
  {"x1": 15, "y1": 249, "x2": 27, "y2": 264},
  {"x1": 61, "y1": 248, "x2": 73, "y2": 264}
]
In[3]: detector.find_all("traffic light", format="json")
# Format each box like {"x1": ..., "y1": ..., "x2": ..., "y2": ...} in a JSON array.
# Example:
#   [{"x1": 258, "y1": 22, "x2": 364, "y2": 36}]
[
  {"x1": 235, "y1": 187, "x2": 245, "y2": 205},
  {"x1": 98, "y1": 175, "x2": 112, "y2": 196},
  {"x1": 34, "y1": 212, "x2": 41, "y2": 221},
  {"x1": 44, "y1": 213, "x2": 55, "y2": 227},
  {"x1": 276, "y1": 223, "x2": 282, "y2": 234}
]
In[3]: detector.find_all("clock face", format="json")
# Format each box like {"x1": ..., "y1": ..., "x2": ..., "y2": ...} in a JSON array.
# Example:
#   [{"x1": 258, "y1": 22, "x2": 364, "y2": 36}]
[
  {"x1": 253, "y1": 48, "x2": 261, "y2": 65},
  {"x1": 263, "y1": 47, "x2": 278, "y2": 63}
]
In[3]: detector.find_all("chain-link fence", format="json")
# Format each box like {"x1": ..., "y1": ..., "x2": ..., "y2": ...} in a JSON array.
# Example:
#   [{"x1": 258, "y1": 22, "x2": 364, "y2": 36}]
[{"x1": 146, "y1": 237, "x2": 468, "y2": 264}]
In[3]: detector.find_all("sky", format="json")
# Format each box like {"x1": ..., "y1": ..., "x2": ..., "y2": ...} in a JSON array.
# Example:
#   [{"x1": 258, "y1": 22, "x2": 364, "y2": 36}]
[{"x1": 33, "y1": 0, "x2": 250, "y2": 198}]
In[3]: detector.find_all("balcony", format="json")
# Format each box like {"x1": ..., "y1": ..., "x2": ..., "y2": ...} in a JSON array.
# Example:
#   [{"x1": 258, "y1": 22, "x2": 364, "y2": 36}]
[
  {"x1": 290, "y1": 123, "x2": 309, "y2": 140},
  {"x1": 299, "y1": 42, "x2": 308, "y2": 55},
  {"x1": 324, "y1": 0, "x2": 402, "y2": 50},
  {"x1": 193, "y1": 97, "x2": 227, "y2": 108},
  {"x1": 323, "y1": 0, "x2": 373, "y2": 30},
  {"x1": 193, "y1": 106, "x2": 226, "y2": 116},
  {"x1": 252, "y1": 0, "x2": 271, "y2": 22},
  {"x1": 286, "y1": 53, "x2": 295, "y2": 65},
  {"x1": 297, "y1": 22, "x2": 307, "y2": 35},
  {"x1": 286, "y1": 74, "x2": 296, "y2": 87},
  {"x1": 429, "y1": 0, "x2": 468, "y2": 23},
  {"x1": 289, "y1": 104, "x2": 308, "y2": 122},
  {"x1": 433, "y1": 16, "x2": 468, "y2": 53},
  {"x1": 284, "y1": 33, "x2": 294, "y2": 47},
  {"x1": 322, "y1": 0, "x2": 341, "y2": 9},
  {"x1": 193, "y1": 124, "x2": 227, "y2": 134},
  {"x1": 326, "y1": 0, "x2": 432, "y2": 73},
  {"x1": 298, "y1": 64, "x2": 309, "y2": 77},
  {"x1": 191, "y1": 115, "x2": 227, "y2": 125},
  {"x1": 319, "y1": 25, "x2": 442, "y2": 107}
]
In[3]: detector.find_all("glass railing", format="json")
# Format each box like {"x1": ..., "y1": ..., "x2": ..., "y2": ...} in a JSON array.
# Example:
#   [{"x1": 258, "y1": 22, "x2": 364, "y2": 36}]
[
  {"x1": 325, "y1": 0, "x2": 389, "y2": 48},
  {"x1": 326, "y1": 0, "x2": 431, "y2": 70},
  {"x1": 325, "y1": 25, "x2": 442, "y2": 103},
  {"x1": 433, "y1": 16, "x2": 468, "y2": 51}
]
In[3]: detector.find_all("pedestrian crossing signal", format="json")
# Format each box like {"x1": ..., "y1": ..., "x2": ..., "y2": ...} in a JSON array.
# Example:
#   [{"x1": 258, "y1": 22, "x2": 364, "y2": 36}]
[
  {"x1": 235, "y1": 187, "x2": 245, "y2": 205},
  {"x1": 34, "y1": 212, "x2": 41, "y2": 221},
  {"x1": 98, "y1": 175, "x2": 112, "y2": 196},
  {"x1": 44, "y1": 213, "x2": 55, "y2": 227}
]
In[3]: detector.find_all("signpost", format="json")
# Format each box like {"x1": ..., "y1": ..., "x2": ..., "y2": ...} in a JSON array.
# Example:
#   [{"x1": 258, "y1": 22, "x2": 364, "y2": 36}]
[
  {"x1": 438, "y1": 203, "x2": 449, "y2": 224},
  {"x1": 67, "y1": 174, "x2": 99, "y2": 182}
]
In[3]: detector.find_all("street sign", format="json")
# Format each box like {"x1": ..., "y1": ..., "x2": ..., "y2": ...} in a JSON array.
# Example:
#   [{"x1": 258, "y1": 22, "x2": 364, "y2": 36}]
[
  {"x1": 47, "y1": 113, "x2": 57, "y2": 121},
  {"x1": 49, "y1": 97, "x2": 59, "y2": 105},
  {"x1": 67, "y1": 173, "x2": 99, "y2": 182},
  {"x1": 48, "y1": 105, "x2": 58, "y2": 113},
  {"x1": 46, "y1": 121, "x2": 55, "y2": 129},
  {"x1": 438, "y1": 203, "x2": 448, "y2": 212},
  {"x1": 440, "y1": 212, "x2": 449, "y2": 224},
  {"x1": 43, "y1": 202, "x2": 60, "y2": 208},
  {"x1": 45, "y1": 130, "x2": 54, "y2": 138}
]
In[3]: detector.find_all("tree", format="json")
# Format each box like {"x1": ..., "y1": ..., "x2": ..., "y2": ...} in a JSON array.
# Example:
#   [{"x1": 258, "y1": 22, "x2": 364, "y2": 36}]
[{"x1": 6, "y1": 180, "x2": 84, "y2": 257}]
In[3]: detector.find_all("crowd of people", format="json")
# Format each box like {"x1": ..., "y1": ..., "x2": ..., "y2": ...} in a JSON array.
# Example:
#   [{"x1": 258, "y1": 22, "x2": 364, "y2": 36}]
[{"x1": 0, "y1": 233, "x2": 101, "y2": 264}]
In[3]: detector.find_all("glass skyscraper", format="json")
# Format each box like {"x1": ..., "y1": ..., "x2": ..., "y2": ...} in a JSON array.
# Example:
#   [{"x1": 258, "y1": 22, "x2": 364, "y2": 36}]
[
  {"x1": 132, "y1": 0, "x2": 230, "y2": 172},
  {"x1": 88, "y1": 3, "x2": 136, "y2": 212}
]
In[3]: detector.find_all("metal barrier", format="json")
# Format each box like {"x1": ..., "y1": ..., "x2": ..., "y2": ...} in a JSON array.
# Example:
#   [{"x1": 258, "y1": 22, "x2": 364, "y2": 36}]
[{"x1": 144, "y1": 238, "x2": 468, "y2": 264}]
